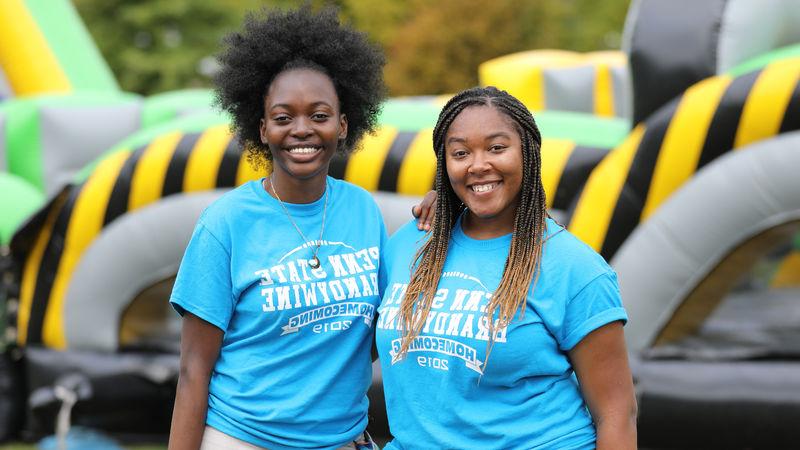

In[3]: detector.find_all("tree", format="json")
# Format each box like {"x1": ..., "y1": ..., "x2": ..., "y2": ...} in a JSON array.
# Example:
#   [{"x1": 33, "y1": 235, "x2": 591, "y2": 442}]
[{"x1": 73, "y1": 0, "x2": 630, "y2": 97}]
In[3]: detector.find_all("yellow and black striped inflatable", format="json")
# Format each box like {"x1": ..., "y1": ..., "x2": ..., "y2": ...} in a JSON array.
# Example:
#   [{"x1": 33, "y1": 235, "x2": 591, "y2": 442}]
[{"x1": 569, "y1": 57, "x2": 800, "y2": 259}]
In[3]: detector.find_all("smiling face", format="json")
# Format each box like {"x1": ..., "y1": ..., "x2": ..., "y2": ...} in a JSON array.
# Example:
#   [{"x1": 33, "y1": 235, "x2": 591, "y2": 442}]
[
  {"x1": 260, "y1": 68, "x2": 347, "y2": 186},
  {"x1": 444, "y1": 105, "x2": 524, "y2": 237}
]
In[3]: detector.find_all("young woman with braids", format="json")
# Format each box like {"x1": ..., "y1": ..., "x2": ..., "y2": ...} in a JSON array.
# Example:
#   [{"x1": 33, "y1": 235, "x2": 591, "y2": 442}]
[
  {"x1": 376, "y1": 86, "x2": 637, "y2": 449},
  {"x1": 168, "y1": 7, "x2": 434, "y2": 450}
]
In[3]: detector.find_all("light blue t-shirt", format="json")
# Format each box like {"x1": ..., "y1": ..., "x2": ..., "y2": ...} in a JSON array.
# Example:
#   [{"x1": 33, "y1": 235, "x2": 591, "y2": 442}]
[
  {"x1": 376, "y1": 217, "x2": 627, "y2": 450},
  {"x1": 171, "y1": 177, "x2": 387, "y2": 450}
]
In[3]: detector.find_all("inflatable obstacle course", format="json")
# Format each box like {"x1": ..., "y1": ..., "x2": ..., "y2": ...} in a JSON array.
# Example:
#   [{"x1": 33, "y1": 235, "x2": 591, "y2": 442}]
[{"x1": 1, "y1": 0, "x2": 800, "y2": 446}]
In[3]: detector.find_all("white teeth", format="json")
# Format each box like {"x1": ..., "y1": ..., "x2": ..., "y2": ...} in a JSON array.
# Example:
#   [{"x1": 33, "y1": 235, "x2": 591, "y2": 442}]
[
  {"x1": 288, "y1": 147, "x2": 318, "y2": 154},
  {"x1": 472, "y1": 182, "x2": 498, "y2": 193}
]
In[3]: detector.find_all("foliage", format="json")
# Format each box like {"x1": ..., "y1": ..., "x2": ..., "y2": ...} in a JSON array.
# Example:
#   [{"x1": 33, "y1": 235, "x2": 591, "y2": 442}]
[{"x1": 74, "y1": 0, "x2": 630, "y2": 96}]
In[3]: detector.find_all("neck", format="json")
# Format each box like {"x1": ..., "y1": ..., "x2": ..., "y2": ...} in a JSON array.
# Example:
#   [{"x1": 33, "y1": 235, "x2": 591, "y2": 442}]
[
  {"x1": 461, "y1": 210, "x2": 516, "y2": 240},
  {"x1": 265, "y1": 170, "x2": 328, "y2": 204}
]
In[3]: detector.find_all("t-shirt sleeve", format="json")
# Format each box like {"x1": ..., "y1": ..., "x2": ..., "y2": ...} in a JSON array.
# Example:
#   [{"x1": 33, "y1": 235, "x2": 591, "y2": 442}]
[
  {"x1": 371, "y1": 198, "x2": 389, "y2": 297},
  {"x1": 559, "y1": 271, "x2": 628, "y2": 351},
  {"x1": 169, "y1": 220, "x2": 235, "y2": 332}
]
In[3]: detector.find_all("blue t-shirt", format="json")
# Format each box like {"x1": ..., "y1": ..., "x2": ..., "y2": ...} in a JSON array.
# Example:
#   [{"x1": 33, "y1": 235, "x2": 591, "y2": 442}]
[
  {"x1": 376, "y1": 217, "x2": 627, "y2": 450},
  {"x1": 170, "y1": 177, "x2": 387, "y2": 450}
]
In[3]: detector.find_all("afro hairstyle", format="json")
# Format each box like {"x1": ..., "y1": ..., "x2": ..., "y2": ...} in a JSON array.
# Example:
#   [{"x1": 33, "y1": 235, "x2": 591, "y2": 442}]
[{"x1": 214, "y1": 6, "x2": 386, "y2": 162}]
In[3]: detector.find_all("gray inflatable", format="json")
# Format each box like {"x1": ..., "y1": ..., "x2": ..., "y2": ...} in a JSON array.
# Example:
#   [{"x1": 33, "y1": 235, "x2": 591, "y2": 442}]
[{"x1": 614, "y1": 131, "x2": 800, "y2": 352}]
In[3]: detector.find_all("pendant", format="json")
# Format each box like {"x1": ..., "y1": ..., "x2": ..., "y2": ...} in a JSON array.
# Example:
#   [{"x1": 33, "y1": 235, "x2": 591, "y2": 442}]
[{"x1": 309, "y1": 256, "x2": 321, "y2": 269}]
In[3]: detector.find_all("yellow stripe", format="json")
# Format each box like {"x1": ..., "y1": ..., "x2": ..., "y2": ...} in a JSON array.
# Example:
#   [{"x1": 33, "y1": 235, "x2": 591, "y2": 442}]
[
  {"x1": 345, "y1": 127, "x2": 398, "y2": 191},
  {"x1": 642, "y1": 75, "x2": 732, "y2": 220},
  {"x1": 235, "y1": 155, "x2": 270, "y2": 186},
  {"x1": 593, "y1": 64, "x2": 614, "y2": 117},
  {"x1": 734, "y1": 58, "x2": 800, "y2": 149},
  {"x1": 540, "y1": 139, "x2": 576, "y2": 209},
  {"x1": 528, "y1": 68, "x2": 545, "y2": 111},
  {"x1": 43, "y1": 150, "x2": 130, "y2": 348},
  {"x1": 568, "y1": 126, "x2": 646, "y2": 251},
  {"x1": 184, "y1": 125, "x2": 233, "y2": 192},
  {"x1": 17, "y1": 196, "x2": 63, "y2": 345},
  {"x1": 128, "y1": 132, "x2": 183, "y2": 211},
  {"x1": 771, "y1": 251, "x2": 800, "y2": 288},
  {"x1": 0, "y1": 0, "x2": 70, "y2": 95},
  {"x1": 396, "y1": 130, "x2": 436, "y2": 195}
]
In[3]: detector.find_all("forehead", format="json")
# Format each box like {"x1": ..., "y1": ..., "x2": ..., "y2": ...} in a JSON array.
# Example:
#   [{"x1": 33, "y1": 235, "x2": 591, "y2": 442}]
[
  {"x1": 265, "y1": 68, "x2": 339, "y2": 108},
  {"x1": 446, "y1": 105, "x2": 518, "y2": 141}
]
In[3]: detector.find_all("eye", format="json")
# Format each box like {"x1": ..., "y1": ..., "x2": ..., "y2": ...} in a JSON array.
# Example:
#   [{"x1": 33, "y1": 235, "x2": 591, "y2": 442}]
[
  {"x1": 489, "y1": 144, "x2": 507, "y2": 152},
  {"x1": 272, "y1": 115, "x2": 291, "y2": 123},
  {"x1": 311, "y1": 112, "x2": 330, "y2": 121},
  {"x1": 450, "y1": 149, "x2": 469, "y2": 159}
]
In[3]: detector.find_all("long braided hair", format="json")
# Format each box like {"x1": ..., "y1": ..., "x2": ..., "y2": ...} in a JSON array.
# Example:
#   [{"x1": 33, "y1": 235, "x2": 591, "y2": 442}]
[{"x1": 396, "y1": 86, "x2": 548, "y2": 369}]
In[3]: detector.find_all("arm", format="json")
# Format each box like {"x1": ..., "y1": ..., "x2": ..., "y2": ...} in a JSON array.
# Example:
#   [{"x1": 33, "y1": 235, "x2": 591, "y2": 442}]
[
  {"x1": 412, "y1": 190, "x2": 437, "y2": 230},
  {"x1": 569, "y1": 321, "x2": 637, "y2": 450},
  {"x1": 168, "y1": 313, "x2": 224, "y2": 450}
]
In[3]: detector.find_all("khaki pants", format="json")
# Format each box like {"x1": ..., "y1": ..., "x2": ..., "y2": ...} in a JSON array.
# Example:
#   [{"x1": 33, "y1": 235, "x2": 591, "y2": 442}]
[{"x1": 200, "y1": 425, "x2": 376, "y2": 450}]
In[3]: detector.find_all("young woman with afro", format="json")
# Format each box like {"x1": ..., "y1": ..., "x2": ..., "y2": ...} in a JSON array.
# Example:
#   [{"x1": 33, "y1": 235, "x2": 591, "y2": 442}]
[{"x1": 168, "y1": 7, "x2": 433, "y2": 450}]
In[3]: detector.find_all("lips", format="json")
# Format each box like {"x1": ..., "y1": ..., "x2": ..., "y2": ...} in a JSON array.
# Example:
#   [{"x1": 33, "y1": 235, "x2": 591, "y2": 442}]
[
  {"x1": 469, "y1": 181, "x2": 501, "y2": 193},
  {"x1": 285, "y1": 146, "x2": 322, "y2": 154}
]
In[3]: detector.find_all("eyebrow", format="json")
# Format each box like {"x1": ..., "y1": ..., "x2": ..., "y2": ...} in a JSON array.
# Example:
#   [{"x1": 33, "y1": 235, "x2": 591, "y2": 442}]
[
  {"x1": 445, "y1": 131, "x2": 512, "y2": 145},
  {"x1": 269, "y1": 101, "x2": 334, "y2": 111}
]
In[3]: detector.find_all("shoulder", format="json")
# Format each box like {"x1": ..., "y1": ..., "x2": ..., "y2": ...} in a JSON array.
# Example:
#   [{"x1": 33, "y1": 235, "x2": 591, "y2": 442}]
[
  {"x1": 330, "y1": 177, "x2": 376, "y2": 202},
  {"x1": 197, "y1": 180, "x2": 262, "y2": 232},
  {"x1": 541, "y1": 218, "x2": 615, "y2": 291},
  {"x1": 386, "y1": 220, "x2": 428, "y2": 255}
]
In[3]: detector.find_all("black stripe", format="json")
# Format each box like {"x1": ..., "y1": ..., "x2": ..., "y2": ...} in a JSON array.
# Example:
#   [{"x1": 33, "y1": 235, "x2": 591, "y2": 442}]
[
  {"x1": 552, "y1": 146, "x2": 609, "y2": 211},
  {"x1": 697, "y1": 70, "x2": 761, "y2": 169},
  {"x1": 627, "y1": 0, "x2": 725, "y2": 124},
  {"x1": 103, "y1": 146, "x2": 145, "y2": 226},
  {"x1": 26, "y1": 186, "x2": 83, "y2": 345},
  {"x1": 328, "y1": 152, "x2": 349, "y2": 180},
  {"x1": 378, "y1": 132, "x2": 416, "y2": 192},
  {"x1": 601, "y1": 99, "x2": 679, "y2": 259},
  {"x1": 779, "y1": 79, "x2": 800, "y2": 134},
  {"x1": 216, "y1": 138, "x2": 241, "y2": 187},
  {"x1": 162, "y1": 133, "x2": 201, "y2": 197}
]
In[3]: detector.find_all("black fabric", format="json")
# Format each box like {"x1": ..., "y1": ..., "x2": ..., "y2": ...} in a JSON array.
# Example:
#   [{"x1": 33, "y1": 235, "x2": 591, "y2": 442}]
[
  {"x1": 161, "y1": 133, "x2": 202, "y2": 197},
  {"x1": 551, "y1": 146, "x2": 609, "y2": 211},
  {"x1": 378, "y1": 132, "x2": 416, "y2": 192},
  {"x1": 635, "y1": 359, "x2": 800, "y2": 449},
  {"x1": 215, "y1": 138, "x2": 241, "y2": 188},
  {"x1": 26, "y1": 186, "x2": 83, "y2": 345},
  {"x1": 23, "y1": 346, "x2": 178, "y2": 440},
  {"x1": 0, "y1": 350, "x2": 25, "y2": 442},
  {"x1": 628, "y1": 0, "x2": 727, "y2": 124},
  {"x1": 697, "y1": 69, "x2": 760, "y2": 170},
  {"x1": 601, "y1": 100, "x2": 677, "y2": 259},
  {"x1": 779, "y1": 79, "x2": 800, "y2": 134},
  {"x1": 104, "y1": 147, "x2": 145, "y2": 226}
]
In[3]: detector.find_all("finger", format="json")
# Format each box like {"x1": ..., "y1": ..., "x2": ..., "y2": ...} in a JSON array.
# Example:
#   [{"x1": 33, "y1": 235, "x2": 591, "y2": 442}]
[{"x1": 422, "y1": 202, "x2": 434, "y2": 231}]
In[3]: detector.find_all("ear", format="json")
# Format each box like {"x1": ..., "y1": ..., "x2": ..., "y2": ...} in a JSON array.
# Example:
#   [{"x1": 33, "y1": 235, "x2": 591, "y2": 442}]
[
  {"x1": 259, "y1": 117, "x2": 268, "y2": 144},
  {"x1": 338, "y1": 113, "x2": 348, "y2": 141}
]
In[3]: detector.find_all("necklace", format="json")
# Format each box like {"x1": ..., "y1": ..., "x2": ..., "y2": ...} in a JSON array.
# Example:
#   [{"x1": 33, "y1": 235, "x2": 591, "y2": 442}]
[{"x1": 268, "y1": 176, "x2": 327, "y2": 269}]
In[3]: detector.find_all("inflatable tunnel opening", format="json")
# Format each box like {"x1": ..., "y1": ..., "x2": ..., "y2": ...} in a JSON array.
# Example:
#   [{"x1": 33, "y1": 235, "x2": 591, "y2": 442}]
[
  {"x1": 649, "y1": 220, "x2": 800, "y2": 360},
  {"x1": 118, "y1": 276, "x2": 179, "y2": 354}
]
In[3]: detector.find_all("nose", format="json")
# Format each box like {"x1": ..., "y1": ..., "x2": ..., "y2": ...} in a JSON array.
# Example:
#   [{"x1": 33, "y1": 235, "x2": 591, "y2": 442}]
[
  {"x1": 468, "y1": 151, "x2": 490, "y2": 174},
  {"x1": 290, "y1": 116, "x2": 313, "y2": 139}
]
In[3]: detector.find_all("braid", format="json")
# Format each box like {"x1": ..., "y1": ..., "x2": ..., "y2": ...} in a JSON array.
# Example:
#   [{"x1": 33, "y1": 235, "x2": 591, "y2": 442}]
[{"x1": 396, "y1": 87, "x2": 548, "y2": 372}]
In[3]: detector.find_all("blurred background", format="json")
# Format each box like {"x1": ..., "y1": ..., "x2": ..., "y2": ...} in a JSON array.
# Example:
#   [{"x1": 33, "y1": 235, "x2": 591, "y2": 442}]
[
  {"x1": 2, "y1": 0, "x2": 800, "y2": 449},
  {"x1": 71, "y1": 0, "x2": 628, "y2": 97}
]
